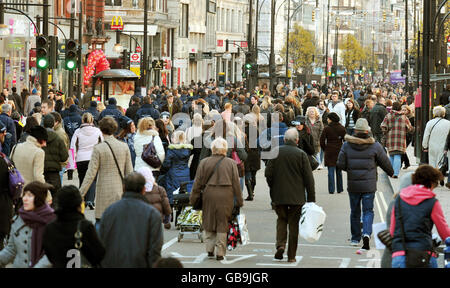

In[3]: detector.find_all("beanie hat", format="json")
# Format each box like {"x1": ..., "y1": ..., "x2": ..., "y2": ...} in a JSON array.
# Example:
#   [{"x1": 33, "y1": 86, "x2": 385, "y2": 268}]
[
  {"x1": 32, "y1": 88, "x2": 37, "y2": 94},
  {"x1": 34, "y1": 102, "x2": 42, "y2": 107},
  {"x1": 23, "y1": 181, "x2": 53, "y2": 208},
  {"x1": 119, "y1": 116, "x2": 133, "y2": 130},
  {"x1": 29, "y1": 126, "x2": 48, "y2": 141},
  {"x1": 108, "y1": 97, "x2": 117, "y2": 105},
  {"x1": 327, "y1": 112, "x2": 340, "y2": 123},
  {"x1": 90, "y1": 101, "x2": 98, "y2": 108},
  {"x1": 55, "y1": 185, "x2": 82, "y2": 213},
  {"x1": 354, "y1": 118, "x2": 370, "y2": 132},
  {"x1": 291, "y1": 115, "x2": 306, "y2": 126}
]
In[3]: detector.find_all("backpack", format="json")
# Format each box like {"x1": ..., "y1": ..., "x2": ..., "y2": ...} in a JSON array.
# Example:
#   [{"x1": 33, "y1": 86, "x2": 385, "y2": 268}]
[{"x1": 0, "y1": 150, "x2": 25, "y2": 200}]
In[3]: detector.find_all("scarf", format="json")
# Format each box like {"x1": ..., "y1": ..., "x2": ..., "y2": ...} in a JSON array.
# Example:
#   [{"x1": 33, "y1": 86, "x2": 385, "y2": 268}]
[{"x1": 19, "y1": 204, "x2": 56, "y2": 267}]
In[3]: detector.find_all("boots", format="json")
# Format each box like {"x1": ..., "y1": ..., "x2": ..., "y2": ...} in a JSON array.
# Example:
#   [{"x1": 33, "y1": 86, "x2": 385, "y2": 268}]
[{"x1": 245, "y1": 181, "x2": 254, "y2": 201}]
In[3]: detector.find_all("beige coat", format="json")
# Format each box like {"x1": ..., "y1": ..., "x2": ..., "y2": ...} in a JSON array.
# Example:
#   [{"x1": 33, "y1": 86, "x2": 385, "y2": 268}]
[
  {"x1": 10, "y1": 136, "x2": 52, "y2": 203},
  {"x1": 190, "y1": 155, "x2": 243, "y2": 233},
  {"x1": 11, "y1": 136, "x2": 46, "y2": 185},
  {"x1": 80, "y1": 135, "x2": 133, "y2": 219},
  {"x1": 54, "y1": 123, "x2": 70, "y2": 167}
]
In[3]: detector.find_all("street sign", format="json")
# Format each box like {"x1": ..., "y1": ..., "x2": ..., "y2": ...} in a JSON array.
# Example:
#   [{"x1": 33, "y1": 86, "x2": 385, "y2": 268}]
[
  {"x1": 130, "y1": 53, "x2": 140, "y2": 62},
  {"x1": 135, "y1": 46, "x2": 142, "y2": 53},
  {"x1": 152, "y1": 59, "x2": 164, "y2": 70},
  {"x1": 130, "y1": 53, "x2": 141, "y2": 77}
]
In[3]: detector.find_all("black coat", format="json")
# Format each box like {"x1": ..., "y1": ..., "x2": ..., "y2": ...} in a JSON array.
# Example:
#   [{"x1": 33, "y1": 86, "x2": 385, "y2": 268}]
[
  {"x1": 0, "y1": 155, "x2": 13, "y2": 236},
  {"x1": 297, "y1": 129, "x2": 315, "y2": 155},
  {"x1": 43, "y1": 212, "x2": 105, "y2": 268},
  {"x1": 337, "y1": 134, "x2": 394, "y2": 193},
  {"x1": 265, "y1": 144, "x2": 315, "y2": 206},
  {"x1": 345, "y1": 108, "x2": 360, "y2": 128},
  {"x1": 125, "y1": 103, "x2": 140, "y2": 124},
  {"x1": 233, "y1": 103, "x2": 250, "y2": 116},
  {"x1": 369, "y1": 103, "x2": 388, "y2": 139},
  {"x1": 302, "y1": 97, "x2": 320, "y2": 113},
  {"x1": 320, "y1": 122, "x2": 346, "y2": 167}
]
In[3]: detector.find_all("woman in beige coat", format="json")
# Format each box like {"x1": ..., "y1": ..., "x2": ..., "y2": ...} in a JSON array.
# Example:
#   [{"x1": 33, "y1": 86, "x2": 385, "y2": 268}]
[{"x1": 190, "y1": 137, "x2": 243, "y2": 261}]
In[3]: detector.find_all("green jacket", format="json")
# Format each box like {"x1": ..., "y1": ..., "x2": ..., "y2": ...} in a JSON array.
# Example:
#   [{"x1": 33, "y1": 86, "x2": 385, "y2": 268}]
[{"x1": 43, "y1": 128, "x2": 69, "y2": 172}]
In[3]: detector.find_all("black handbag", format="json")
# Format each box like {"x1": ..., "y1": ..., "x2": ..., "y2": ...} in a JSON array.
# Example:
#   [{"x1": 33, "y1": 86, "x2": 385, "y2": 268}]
[
  {"x1": 193, "y1": 156, "x2": 225, "y2": 210},
  {"x1": 396, "y1": 198, "x2": 431, "y2": 268},
  {"x1": 307, "y1": 154, "x2": 319, "y2": 171},
  {"x1": 438, "y1": 154, "x2": 448, "y2": 176},
  {"x1": 142, "y1": 136, "x2": 162, "y2": 168}
]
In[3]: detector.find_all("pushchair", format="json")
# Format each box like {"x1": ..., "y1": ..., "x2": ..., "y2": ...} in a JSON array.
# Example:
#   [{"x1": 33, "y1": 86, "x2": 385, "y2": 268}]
[{"x1": 173, "y1": 180, "x2": 204, "y2": 242}]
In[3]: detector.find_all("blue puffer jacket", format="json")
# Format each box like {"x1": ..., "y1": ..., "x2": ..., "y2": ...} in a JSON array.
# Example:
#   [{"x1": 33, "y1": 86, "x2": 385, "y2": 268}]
[
  {"x1": 337, "y1": 134, "x2": 394, "y2": 193},
  {"x1": 160, "y1": 144, "x2": 192, "y2": 204},
  {"x1": 135, "y1": 104, "x2": 160, "y2": 123},
  {"x1": 63, "y1": 104, "x2": 82, "y2": 141}
]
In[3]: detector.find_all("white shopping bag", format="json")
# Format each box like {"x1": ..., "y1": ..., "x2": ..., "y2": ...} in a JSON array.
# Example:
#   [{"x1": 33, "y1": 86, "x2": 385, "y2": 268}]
[
  {"x1": 299, "y1": 202, "x2": 326, "y2": 243},
  {"x1": 237, "y1": 214, "x2": 250, "y2": 246},
  {"x1": 372, "y1": 222, "x2": 387, "y2": 250}
]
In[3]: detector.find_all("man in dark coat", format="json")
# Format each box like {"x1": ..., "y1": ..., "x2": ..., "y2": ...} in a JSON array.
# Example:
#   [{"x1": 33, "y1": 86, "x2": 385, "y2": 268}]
[
  {"x1": 82, "y1": 101, "x2": 100, "y2": 124},
  {"x1": 160, "y1": 94, "x2": 182, "y2": 118},
  {"x1": 337, "y1": 118, "x2": 394, "y2": 250},
  {"x1": 0, "y1": 121, "x2": 13, "y2": 250},
  {"x1": 233, "y1": 95, "x2": 250, "y2": 116},
  {"x1": 439, "y1": 84, "x2": 450, "y2": 106},
  {"x1": 98, "y1": 97, "x2": 123, "y2": 124},
  {"x1": 265, "y1": 128, "x2": 316, "y2": 263},
  {"x1": 10, "y1": 87, "x2": 23, "y2": 114},
  {"x1": 42, "y1": 114, "x2": 69, "y2": 198},
  {"x1": 135, "y1": 95, "x2": 160, "y2": 124},
  {"x1": 63, "y1": 104, "x2": 82, "y2": 141},
  {"x1": 125, "y1": 96, "x2": 141, "y2": 123},
  {"x1": 0, "y1": 104, "x2": 16, "y2": 152},
  {"x1": 99, "y1": 172, "x2": 163, "y2": 268},
  {"x1": 368, "y1": 96, "x2": 388, "y2": 143}
]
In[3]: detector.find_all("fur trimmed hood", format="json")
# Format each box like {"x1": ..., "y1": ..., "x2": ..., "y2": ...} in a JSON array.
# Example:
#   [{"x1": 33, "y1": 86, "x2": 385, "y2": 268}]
[
  {"x1": 344, "y1": 134, "x2": 375, "y2": 145},
  {"x1": 168, "y1": 143, "x2": 193, "y2": 150}
]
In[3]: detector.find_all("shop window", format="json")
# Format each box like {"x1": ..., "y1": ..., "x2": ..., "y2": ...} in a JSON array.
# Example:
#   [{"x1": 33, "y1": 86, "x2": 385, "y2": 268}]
[{"x1": 105, "y1": 0, "x2": 122, "y2": 6}]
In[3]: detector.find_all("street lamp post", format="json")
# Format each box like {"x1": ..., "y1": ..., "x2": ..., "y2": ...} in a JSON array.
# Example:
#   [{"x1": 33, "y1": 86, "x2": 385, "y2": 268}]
[
  {"x1": 269, "y1": 0, "x2": 275, "y2": 95},
  {"x1": 372, "y1": 29, "x2": 375, "y2": 82}
]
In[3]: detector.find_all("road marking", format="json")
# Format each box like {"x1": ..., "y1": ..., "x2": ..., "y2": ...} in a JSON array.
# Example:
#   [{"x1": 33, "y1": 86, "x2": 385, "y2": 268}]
[
  {"x1": 220, "y1": 254, "x2": 257, "y2": 264},
  {"x1": 249, "y1": 242, "x2": 362, "y2": 249},
  {"x1": 256, "y1": 256, "x2": 303, "y2": 266},
  {"x1": 310, "y1": 256, "x2": 351, "y2": 268},
  {"x1": 374, "y1": 192, "x2": 385, "y2": 223},
  {"x1": 379, "y1": 191, "x2": 389, "y2": 212},
  {"x1": 162, "y1": 237, "x2": 178, "y2": 251}
]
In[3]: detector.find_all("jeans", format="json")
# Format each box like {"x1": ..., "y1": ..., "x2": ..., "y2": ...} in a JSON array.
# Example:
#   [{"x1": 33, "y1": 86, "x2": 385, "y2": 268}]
[
  {"x1": 95, "y1": 218, "x2": 101, "y2": 234},
  {"x1": 348, "y1": 192, "x2": 375, "y2": 242},
  {"x1": 59, "y1": 167, "x2": 66, "y2": 186},
  {"x1": 320, "y1": 149, "x2": 324, "y2": 166},
  {"x1": 327, "y1": 166, "x2": 343, "y2": 194},
  {"x1": 239, "y1": 177, "x2": 244, "y2": 193},
  {"x1": 389, "y1": 154, "x2": 402, "y2": 176},
  {"x1": 346, "y1": 127, "x2": 354, "y2": 136},
  {"x1": 44, "y1": 171, "x2": 62, "y2": 198},
  {"x1": 391, "y1": 255, "x2": 438, "y2": 268}
]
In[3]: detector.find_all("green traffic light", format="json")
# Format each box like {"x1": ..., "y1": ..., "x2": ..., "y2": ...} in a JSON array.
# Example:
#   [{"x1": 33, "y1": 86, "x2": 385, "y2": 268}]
[
  {"x1": 245, "y1": 63, "x2": 252, "y2": 70},
  {"x1": 66, "y1": 60, "x2": 76, "y2": 70},
  {"x1": 37, "y1": 58, "x2": 49, "y2": 69}
]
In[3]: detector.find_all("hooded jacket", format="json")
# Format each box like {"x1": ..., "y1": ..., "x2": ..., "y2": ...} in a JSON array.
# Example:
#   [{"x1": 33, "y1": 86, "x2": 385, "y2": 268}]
[
  {"x1": 134, "y1": 129, "x2": 165, "y2": 172},
  {"x1": 63, "y1": 104, "x2": 82, "y2": 141},
  {"x1": 390, "y1": 185, "x2": 450, "y2": 256},
  {"x1": 70, "y1": 124, "x2": 103, "y2": 162},
  {"x1": 159, "y1": 143, "x2": 193, "y2": 204},
  {"x1": 337, "y1": 134, "x2": 393, "y2": 193},
  {"x1": 42, "y1": 129, "x2": 69, "y2": 172},
  {"x1": 98, "y1": 104, "x2": 123, "y2": 124}
]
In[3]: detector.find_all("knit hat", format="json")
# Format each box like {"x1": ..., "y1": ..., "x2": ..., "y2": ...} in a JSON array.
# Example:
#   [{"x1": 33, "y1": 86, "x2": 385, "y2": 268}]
[
  {"x1": 161, "y1": 111, "x2": 170, "y2": 119},
  {"x1": 108, "y1": 97, "x2": 117, "y2": 105},
  {"x1": 119, "y1": 116, "x2": 133, "y2": 130},
  {"x1": 90, "y1": 101, "x2": 98, "y2": 108},
  {"x1": 54, "y1": 185, "x2": 83, "y2": 213},
  {"x1": 32, "y1": 88, "x2": 37, "y2": 94},
  {"x1": 327, "y1": 112, "x2": 340, "y2": 123},
  {"x1": 136, "y1": 167, "x2": 155, "y2": 192},
  {"x1": 23, "y1": 181, "x2": 53, "y2": 208},
  {"x1": 34, "y1": 102, "x2": 41, "y2": 107},
  {"x1": 29, "y1": 126, "x2": 48, "y2": 141},
  {"x1": 354, "y1": 118, "x2": 370, "y2": 132}
]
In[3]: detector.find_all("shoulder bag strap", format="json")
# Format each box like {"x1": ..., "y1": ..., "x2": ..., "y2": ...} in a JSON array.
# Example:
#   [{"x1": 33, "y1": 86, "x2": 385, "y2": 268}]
[
  {"x1": 396, "y1": 197, "x2": 408, "y2": 252},
  {"x1": 105, "y1": 141, "x2": 124, "y2": 182},
  {"x1": 427, "y1": 118, "x2": 442, "y2": 148},
  {"x1": 205, "y1": 156, "x2": 225, "y2": 186}
]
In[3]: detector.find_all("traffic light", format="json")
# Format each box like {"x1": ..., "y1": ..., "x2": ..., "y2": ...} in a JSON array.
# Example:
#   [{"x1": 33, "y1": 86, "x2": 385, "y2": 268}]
[
  {"x1": 65, "y1": 39, "x2": 77, "y2": 71},
  {"x1": 121, "y1": 49, "x2": 130, "y2": 69},
  {"x1": 312, "y1": 10, "x2": 315, "y2": 22},
  {"x1": 36, "y1": 35, "x2": 49, "y2": 70},
  {"x1": 401, "y1": 61, "x2": 406, "y2": 76},
  {"x1": 409, "y1": 55, "x2": 416, "y2": 70},
  {"x1": 245, "y1": 62, "x2": 252, "y2": 70},
  {"x1": 330, "y1": 65, "x2": 336, "y2": 78}
]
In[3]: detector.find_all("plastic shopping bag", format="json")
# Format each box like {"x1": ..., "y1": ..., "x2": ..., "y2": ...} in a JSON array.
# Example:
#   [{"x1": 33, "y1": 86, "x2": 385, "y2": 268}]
[
  {"x1": 299, "y1": 202, "x2": 326, "y2": 243},
  {"x1": 66, "y1": 148, "x2": 77, "y2": 170},
  {"x1": 237, "y1": 214, "x2": 250, "y2": 246}
]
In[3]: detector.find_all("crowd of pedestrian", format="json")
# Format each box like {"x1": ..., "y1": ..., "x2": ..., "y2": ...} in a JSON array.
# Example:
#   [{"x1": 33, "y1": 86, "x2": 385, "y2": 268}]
[{"x1": 0, "y1": 78, "x2": 449, "y2": 268}]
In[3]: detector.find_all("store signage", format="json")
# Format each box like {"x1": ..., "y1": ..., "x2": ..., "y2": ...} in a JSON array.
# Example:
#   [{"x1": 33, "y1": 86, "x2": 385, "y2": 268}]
[{"x1": 111, "y1": 16, "x2": 124, "y2": 30}]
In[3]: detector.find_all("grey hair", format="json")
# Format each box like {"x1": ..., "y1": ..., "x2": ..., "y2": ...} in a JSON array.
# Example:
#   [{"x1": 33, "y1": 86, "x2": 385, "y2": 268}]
[
  {"x1": 433, "y1": 106, "x2": 446, "y2": 118},
  {"x1": 211, "y1": 137, "x2": 228, "y2": 156},
  {"x1": 1, "y1": 104, "x2": 11, "y2": 113},
  {"x1": 284, "y1": 128, "x2": 299, "y2": 145}
]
